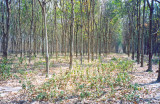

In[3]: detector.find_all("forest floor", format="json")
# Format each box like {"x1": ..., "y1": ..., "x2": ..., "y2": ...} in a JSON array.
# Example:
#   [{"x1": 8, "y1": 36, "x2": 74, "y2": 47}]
[{"x1": 0, "y1": 53, "x2": 160, "y2": 104}]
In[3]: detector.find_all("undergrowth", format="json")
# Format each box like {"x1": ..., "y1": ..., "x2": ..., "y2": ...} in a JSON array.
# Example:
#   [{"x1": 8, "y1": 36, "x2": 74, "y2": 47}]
[
  {"x1": 0, "y1": 58, "x2": 12, "y2": 80},
  {"x1": 22, "y1": 58, "x2": 140, "y2": 103}
]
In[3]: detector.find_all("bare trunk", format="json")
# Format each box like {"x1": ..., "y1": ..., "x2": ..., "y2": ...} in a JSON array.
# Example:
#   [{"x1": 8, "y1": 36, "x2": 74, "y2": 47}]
[
  {"x1": 44, "y1": 1, "x2": 49, "y2": 75},
  {"x1": 42, "y1": 10, "x2": 44, "y2": 56},
  {"x1": 137, "y1": 0, "x2": 141, "y2": 64},
  {"x1": 69, "y1": 0, "x2": 74, "y2": 69},
  {"x1": 2, "y1": 0, "x2": 10, "y2": 59},
  {"x1": 80, "y1": 0, "x2": 83, "y2": 65},
  {"x1": 29, "y1": 0, "x2": 34, "y2": 63},
  {"x1": 87, "y1": 0, "x2": 90, "y2": 62},
  {"x1": 146, "y1": 0, "x2": 154, "y2": 72},
  {"x1": 141, "y1": 0, "x2": 146, "y2": 67},
  {"x1": 19, "y1": 0, "x2": 22, "y2": 58}
]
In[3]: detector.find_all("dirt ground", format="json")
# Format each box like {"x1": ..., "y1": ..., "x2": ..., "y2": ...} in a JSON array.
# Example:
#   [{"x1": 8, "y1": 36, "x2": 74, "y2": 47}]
[{"x1": 0, "y1": 53, "x2": 160, "y2": 104}]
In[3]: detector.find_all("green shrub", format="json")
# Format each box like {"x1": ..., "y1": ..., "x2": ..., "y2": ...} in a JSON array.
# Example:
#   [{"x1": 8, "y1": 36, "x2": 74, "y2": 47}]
[{"x1": 0, "y1": 58, "x2": 12, "y2": 80}]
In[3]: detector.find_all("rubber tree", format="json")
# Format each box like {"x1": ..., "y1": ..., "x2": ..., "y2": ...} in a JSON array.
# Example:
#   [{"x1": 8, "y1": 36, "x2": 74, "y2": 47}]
[
  {"x1": 141, "y1": 0, "x2": 146, "y2": 67},
  {"x1": 54, "y1": 0, "x2": 58, "y2": 60},
  {"x1": 19, "y1": 0, "x2": 23, "y2": 59},
  {"x1": 1, "y1": 0, "x2": 11, "y2": 59},
  {"x1": 69, "y1": 0, "x2": 74, "y2": 69},
  {"x1": 157, "y1": 53, "x2": 160, "y2": 82},
  {"x1": 38, "y1": 0, "x2": 49, "y2": 75},
  {"x1": 29, "y1": 0, "x2": 34, "y2": 63},
  {"x1": 146, "y1": 0, "x2": 154, "y2": 72},
  {"x1": 80, "y1": 0, "x2": 83, "y2": 66}
]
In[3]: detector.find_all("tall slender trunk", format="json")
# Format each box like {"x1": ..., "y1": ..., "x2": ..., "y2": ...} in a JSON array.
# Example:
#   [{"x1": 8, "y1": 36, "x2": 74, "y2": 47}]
[
  {"x1": 51, "y1": 29, "x2": 54, "y2": 55},
  {"x1": 132, "y1": 27, "x2": 135, "y2": 60},
  {"x1": 95, "y1": 23, "x2": 98, "y2": 59},
  {"x1": 33, "y1": 21, "x2": 37, "y2": 56},
  {"x1": 2, "y1": 0, "x2": 10, "y2": 59},
  {"x1": 24, "y1": 40, "x2": 26, "y2": 55},
  {"x1": 146, "y1": 0, "x2": 154, "y2": 72},
  {"x1": 87, "y1": 0, "x2": 90, "y2": 62},
  {"x1": 137, "y1": 0, "x2": 141, "y2": 64},
  {"x1": 19, "y1": 0, "x2": 22, "y2": 58},
  {"x1": 80, "y1": 0, "x2": 83, "y2": 65},
  {"x1": 141, "y1": 0, "x2": 146, "y2": 67},
  {"x1": 91, "y1": 0, "x2": 95, "y2": 61},
  {"x1": 69, "y1": 0, "x2": 74, "y2": 69},
  {"x1": 157, "y1": 52, "x2": 160, "y2": 81},
  {"x1": 43, "y1": 0, "x2": 49, "y2": 75},
  {"x1": 42, "y1": 10, "x2": 44, "y2": 56},
  {"x1": 65, "y1": 4, "x2": 68, "y2": 57},
  {"x1": 54, "y1": 1, "x2": 58, "y2": 60},
  {"x1": 76, "y1": 23, "x2": 78, "y2": 57},
  {"x1": 99, "y1": 11, "x2": 102, "y2": 58},
  {"x1": 29, "y1": 0, "x2": 34, "y2": 63}
]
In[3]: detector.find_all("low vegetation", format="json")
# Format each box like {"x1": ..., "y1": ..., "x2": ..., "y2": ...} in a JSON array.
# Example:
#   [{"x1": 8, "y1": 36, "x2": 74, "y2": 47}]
[{"x1": 17, "y1": 57, "x2": 141, "y2": 103}]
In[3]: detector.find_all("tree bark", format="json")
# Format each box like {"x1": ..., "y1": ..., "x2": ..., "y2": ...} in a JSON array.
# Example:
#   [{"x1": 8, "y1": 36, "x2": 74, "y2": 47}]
[
  {"x1": 141, "y1": 0, "x2": 146, "y2": 67},
  {"x1": 157, "y1": 53, "x2": 160, "y2": 82},
  {"x1": 137, "y1": 0, "x2": 141, "y2": 64},
  {"x1": 146, "y1": 0, "x2": 154, "y2": 72},
  {"x1": 87, "y1": 0, "x2": 90, "y2": 62},
  {"x1": 2, "y1": 0, "x2": 11, "y2": 59},
  {"x1": 54, "y1": 1, "x2": 58, "y2": 60},
  {"x1": 91, "y1": 0, "x2": 95, "y2": 61},
  {"x1": 69, "y1": 0, "x2": 74, "y2": 69},
  {"x1": 29, "y1": 0, "x2": 34, "y2": 63},
  {"x1": 44, "y1": 0, "x2": 49, "y2": 75},
  {"x1": 80, "y1": 0, "x2": 83, "y2": 66},
  {"x1": 19, "y1": 0, "x2": 23, "y2": 59}
]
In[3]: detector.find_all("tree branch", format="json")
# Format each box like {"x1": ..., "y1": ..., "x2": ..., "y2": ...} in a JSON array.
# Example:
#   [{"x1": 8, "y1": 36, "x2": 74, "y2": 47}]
[
  {"x1": 38, "y1": 0, "x2": 43, "y2": 8},
  {"x1": 146, "y1": 0, "x2": 151, "y2": 9},
  {"x1": 155, "y1": 0, "x2": 160, "y2": 3},
  {"x1": 152, "y1": 28, "x2": 160, "y2": 35}
]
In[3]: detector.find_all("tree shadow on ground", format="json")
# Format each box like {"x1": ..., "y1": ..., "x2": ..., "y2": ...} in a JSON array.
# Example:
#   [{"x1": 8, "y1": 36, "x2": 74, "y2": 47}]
[{"x1": 139, "y1": 80, "x2": 160, "y2": 86}]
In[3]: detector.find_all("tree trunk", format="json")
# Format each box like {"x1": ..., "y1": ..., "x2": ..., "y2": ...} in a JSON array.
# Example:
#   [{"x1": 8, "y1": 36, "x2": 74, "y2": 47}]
[
  {"x1": 91, "y1": 0, "x2": 95, "y2": 61},
  {"x1": 2, "y1": 0, "x2": 11, "y2": 59},
  {"x1": 33, "y1": 21, "x2": 37, "y2": 56},
  {"x1": 69, "y1": 0, "x2": 74, "y2": 69},
  {"x1": 146, "y1": 0, "x2": 154, "y2": 72},
  {"x1": 76, "y1": 23, "x2": 78, "y2": 57},
  {"x1": 42, "y1": 10, "x2": 44, "y2": 56},
  {"x1": 29, "y1": 0, "x2": 34, "y2": 63},
  {"x1": 99, "y1": 11, "x2": 102, "y2": 58},
  {"x1": 137, "y1": 0, "x2": 141, "y2": 64},
  {"x1": 54, "y1": 1, "x2": 58, "y2": 60},
  {"x1": 19, "y1": 0, "x2": 23, "y2": 59},
  {"x1": 157, "y1": 54, "x2": 160, "y2": 82},
  {"x1": 80, "y1": 0, "x2": 83, "y2": 66},
  {"x1": 43, "y1": 0, "x2": 49, "y2": 75},
  {"x1": 141, "y1": 0, "x2": 146, "y2": 67},
  {"x1": 132, "y1": 26, "x2": 135, "y2": 60},
  {"x1": 87, "y1": 1, "x2": 90, "y2": 62}
]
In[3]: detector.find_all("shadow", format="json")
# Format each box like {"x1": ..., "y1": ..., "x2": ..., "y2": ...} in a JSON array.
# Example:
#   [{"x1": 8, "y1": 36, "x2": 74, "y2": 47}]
[
  {"x1": 139, "y1": 80, "x2": 160, "y2": 86},
  {"x1": 54, "y1": 95, "x2": 79, "y2": 103},
  {"x1": 139, "y1": 96, "x2": 160, "y2": 103},
  {"x1": 129, "y1": 71, "x2": 145, "y2": 74}
]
